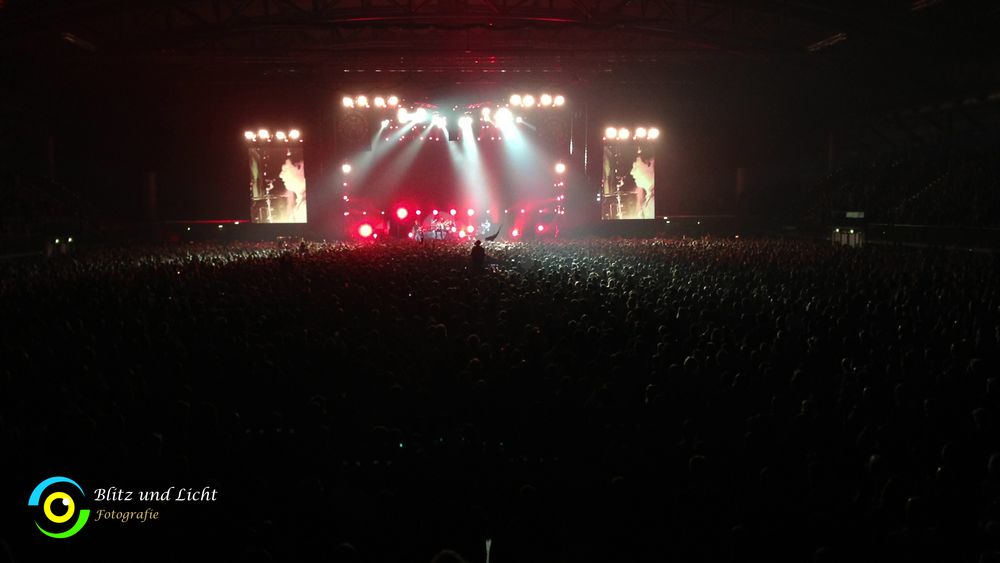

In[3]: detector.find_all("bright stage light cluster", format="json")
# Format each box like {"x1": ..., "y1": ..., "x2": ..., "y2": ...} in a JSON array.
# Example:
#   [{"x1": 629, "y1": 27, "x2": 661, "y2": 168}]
[
  {"x1": 396, "y1": 107, "x2": 432, "y2": 124},
  {"x1": 509, "y1": 93, "x2": 566, "y2": 108},
  {"x1": 494, "y1": 107, "x2": 514, "y2": 126},
  {"x1": 343, "y1": 95, "x2": 400, "y2": 109},
  {"x1": 374, "y1": 94, "x2": 569, "y2": 142},
  {"x1": 243, "y1": 128, "x2": 302, "y2": 142},
  {"x1": 604, "y1": 126, "x2": 660, "y2": 141}
]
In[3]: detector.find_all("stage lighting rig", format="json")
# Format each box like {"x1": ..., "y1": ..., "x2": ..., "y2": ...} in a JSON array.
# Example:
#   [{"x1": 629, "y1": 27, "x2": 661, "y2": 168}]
[
  {"x1": 604, "y1": 125, "x2": 660, "y2": 141},
  {"x1": 244, "y1": 127, "x2": 301, "y2": 143}
]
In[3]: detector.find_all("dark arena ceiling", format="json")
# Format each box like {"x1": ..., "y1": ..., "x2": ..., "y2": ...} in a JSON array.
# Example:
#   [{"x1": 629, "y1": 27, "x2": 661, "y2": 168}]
[{"x1": 2, "y1": 0, "x2": 998, "y2": 90}]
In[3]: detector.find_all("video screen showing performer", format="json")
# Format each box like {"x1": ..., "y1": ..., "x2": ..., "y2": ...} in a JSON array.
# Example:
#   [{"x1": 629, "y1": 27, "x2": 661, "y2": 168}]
[
  {"x1": 601, "y1": 140, "x2": 655, "y2": 220},
  {"x1": 249, "y1": 144, "x2": 307, "y2": 223}
]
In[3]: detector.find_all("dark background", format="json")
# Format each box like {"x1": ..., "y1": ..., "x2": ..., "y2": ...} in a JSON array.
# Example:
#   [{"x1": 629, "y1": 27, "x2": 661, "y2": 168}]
[{"x1": 3, "y1": 1, "x2": 997, "y2": 232}]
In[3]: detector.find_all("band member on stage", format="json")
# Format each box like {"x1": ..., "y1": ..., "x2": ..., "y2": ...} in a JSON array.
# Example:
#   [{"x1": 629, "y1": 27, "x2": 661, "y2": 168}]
[
  {"x1": 630, "y1": 153, "x2": 655, "y2": 219},
  {"x1": 279, "y1": 157, "x2": 307, "y2": 222}
]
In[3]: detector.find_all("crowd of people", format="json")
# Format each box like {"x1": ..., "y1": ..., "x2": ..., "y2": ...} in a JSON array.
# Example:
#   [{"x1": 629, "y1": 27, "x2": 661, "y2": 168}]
[{"x1": 2, "y1": 237, "x2": 999, "y2": 562}]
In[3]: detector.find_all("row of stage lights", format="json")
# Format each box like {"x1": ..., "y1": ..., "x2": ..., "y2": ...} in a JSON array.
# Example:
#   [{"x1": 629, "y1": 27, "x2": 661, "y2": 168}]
[
  {"x1": 244, "y1": 129, "x2": 302, "y2": 142},
  {"x1": 604, "y1": 126, "x2": 660, "y2": 141},
  {"x1": 357, "y1": 223, "x2": 551, "y2": 239},
  {"x1": 508, "y1": 93, "x2": 566, "y2": 108},
  {"x1": 351, "y1": 94, "x2": 566, "y2": 130},
  {"x1": 343, "y1": 94, "x2": 564, "y2": 111},
  {"x1": 394, "y1": 107, "x2": 521, "y2": 128},
  {"x1": 341, "y1": 160, "x2": 567, "y2": 175},
  {"x1": 343, "y1": 95, "x2": 400, "y2": 109},
  {"x1": 343, "y1": 207, "x2": 561, "y2": 218},
  {"x1": 358, "y1": 223, "x2": 552, "y2": 239}
]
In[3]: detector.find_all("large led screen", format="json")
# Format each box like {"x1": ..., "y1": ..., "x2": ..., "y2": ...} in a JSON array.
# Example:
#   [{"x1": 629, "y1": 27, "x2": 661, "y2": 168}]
[
  {"x1": 248, "y1": 143, "x2": 307, "y2": 223},
  {"x1": 601, "y1": 139, "x2": 654, "y2": 220}
]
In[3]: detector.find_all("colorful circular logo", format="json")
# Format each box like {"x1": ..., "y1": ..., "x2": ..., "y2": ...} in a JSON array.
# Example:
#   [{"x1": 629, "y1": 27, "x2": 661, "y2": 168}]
[{"x1": 28, "y1": 477, "x2": 90, "y2": 538}]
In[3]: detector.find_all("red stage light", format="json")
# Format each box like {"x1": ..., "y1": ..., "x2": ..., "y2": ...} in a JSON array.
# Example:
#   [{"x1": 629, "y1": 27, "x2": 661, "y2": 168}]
[
  {"x1": 467, "y1": 208, "x2": 475, "y2": 216},
  {"x1": 358, "y1": 224, "x2": 373, "y2": 238},
  {"x1": 449, "y1": 208, "x2": 457, "y2": 216},
  {"x1": 396, "y1": 207, "x2": 408, "y2": 220},
  {"x1": 511, "y1": 229, "x2": 520, "y2": 237},
  {"x1": 466, "y1": 225, "x2": 474, "y2": 233},
  {"x1": 432, "y1": 209, "x2": 439, "y2": 215},
  {"x1": 537, "y1": 224, "x2": 545, "y2": 232}
]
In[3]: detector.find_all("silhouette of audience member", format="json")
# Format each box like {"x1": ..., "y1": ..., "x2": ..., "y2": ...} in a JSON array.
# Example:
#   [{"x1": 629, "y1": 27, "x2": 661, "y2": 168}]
[{"x1": 470, "y1": 239, "x2": 485, "y2": 270}]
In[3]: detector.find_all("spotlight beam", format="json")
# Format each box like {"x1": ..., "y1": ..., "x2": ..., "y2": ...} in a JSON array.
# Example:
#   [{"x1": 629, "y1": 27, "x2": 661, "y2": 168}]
[
  {"x1": 339, "y1": 119, "x2": 417, "y2": 190},
  {"x1": 454, "y1": 119, "x2": 490, "y2": 212}
]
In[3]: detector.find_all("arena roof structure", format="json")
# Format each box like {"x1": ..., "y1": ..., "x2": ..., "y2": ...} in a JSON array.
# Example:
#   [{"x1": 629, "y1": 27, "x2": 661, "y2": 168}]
[{"x1": 2, "y1": 1, "x2": 997, "y2": 91}]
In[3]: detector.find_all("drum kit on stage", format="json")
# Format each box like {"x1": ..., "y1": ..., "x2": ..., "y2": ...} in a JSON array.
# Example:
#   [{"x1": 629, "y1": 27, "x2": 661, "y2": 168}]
[{"x1": 413, "y1": 216, "x2": 456, "y2": 240}]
